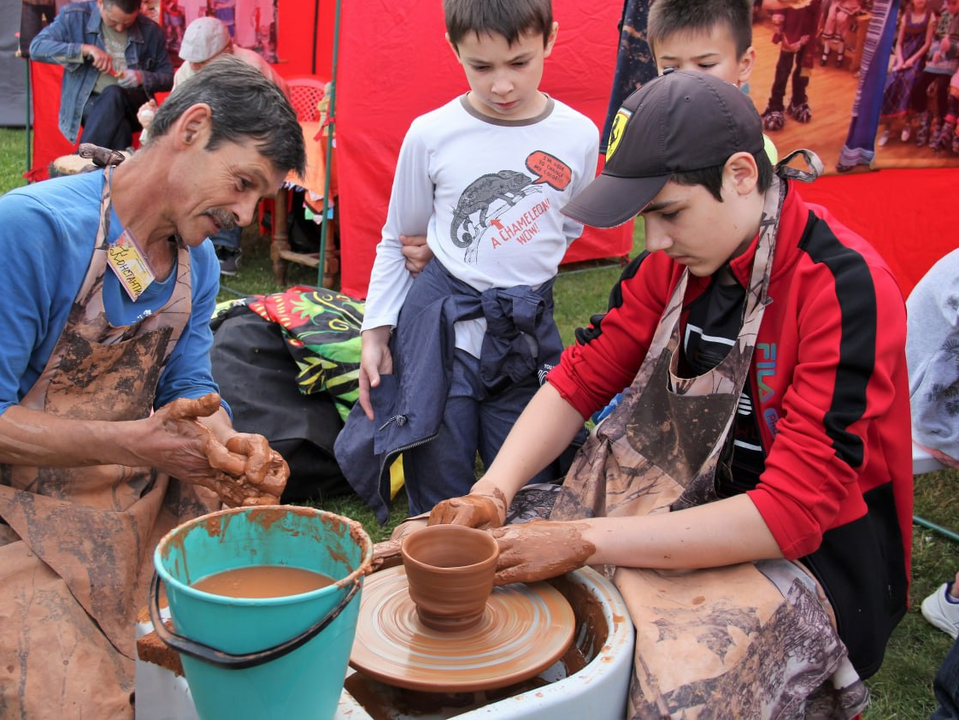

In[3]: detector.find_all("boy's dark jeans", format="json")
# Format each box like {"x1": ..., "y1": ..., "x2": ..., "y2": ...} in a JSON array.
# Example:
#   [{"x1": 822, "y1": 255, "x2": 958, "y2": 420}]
[
  {"x1": 210, "y1": 227, "x2": 242, "y2": 252},
  {"x1": 932, "y1": 639, "x2": 959, "y2": 720},
  {"x1": 401, "y1": 348, "x2": 583, "y2": 516}
]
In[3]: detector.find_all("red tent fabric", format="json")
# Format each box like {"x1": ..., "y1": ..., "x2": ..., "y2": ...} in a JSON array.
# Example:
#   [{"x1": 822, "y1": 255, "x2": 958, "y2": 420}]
[
  {"x1": 28, "y1": 62, "x2": 78, "y2": 182},
  {"x1": 334, "y1": 0, "x2": 633, "y2": 298},
  {"x1": 798, "y1": 168, "x2": 959, "y2": 298}
]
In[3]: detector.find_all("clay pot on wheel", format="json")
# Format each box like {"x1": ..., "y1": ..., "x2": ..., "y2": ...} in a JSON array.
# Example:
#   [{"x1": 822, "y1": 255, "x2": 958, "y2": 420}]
[{"x1": 401, "y1": 525, "x2": 499, "y2": 631}]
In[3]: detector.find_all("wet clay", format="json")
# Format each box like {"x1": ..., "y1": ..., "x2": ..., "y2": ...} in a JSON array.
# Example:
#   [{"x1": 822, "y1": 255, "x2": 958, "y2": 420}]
[
  {"x1": 350, "y1": 565, "x2": 574, "y2": 693},
  {"x1": 547, "y1": 574, "x2": 609, "y2": 662},
  {"x1": 192, "y1": 566, "x2": 334, "y2": 598},
  {"x1": 344, "y1": 674, "x2": 554, "y2": 719},
  {"x1": 138, "y1": 625, "x2": 185, "y2": 676},
  {"x1": 344, "y1": 571, "x2": 604, "y2": 715},
  {"x1": 401, "y1": 525, "x2": 499, "y2": 631}
]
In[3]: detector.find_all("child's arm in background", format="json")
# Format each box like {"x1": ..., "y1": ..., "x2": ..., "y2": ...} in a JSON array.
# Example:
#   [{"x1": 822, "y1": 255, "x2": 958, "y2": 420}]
[
  {"x1": 893, "y1": 14, "x2": 909, "y2": 69},
  {"x1": 358, "y1": 128, "x2": 435, "y2": 419}
]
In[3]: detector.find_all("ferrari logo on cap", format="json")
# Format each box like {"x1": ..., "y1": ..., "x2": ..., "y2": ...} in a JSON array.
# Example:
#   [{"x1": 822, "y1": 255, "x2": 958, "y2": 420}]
[{"x1": 606, "y1": 107, "x2": 632, "y2": 161}]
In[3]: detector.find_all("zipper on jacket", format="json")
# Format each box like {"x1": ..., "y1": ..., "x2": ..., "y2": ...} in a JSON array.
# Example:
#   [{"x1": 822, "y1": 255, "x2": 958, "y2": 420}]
[{"x1": 376, "y1": 432, "x2": 440, "y2": 503}]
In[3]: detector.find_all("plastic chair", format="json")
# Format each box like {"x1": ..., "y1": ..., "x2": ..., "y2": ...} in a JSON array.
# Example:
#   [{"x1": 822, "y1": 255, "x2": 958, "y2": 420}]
[
  {"x1": 258, "y1": 76, "x2": 328, "y2": 235},
  {"x1": 285, "y1": 76, "x2": 328, "y2": 123}
]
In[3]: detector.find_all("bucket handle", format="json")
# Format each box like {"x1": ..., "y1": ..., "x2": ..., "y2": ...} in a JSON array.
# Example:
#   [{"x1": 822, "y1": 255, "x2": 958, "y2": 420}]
[{"x1": 148, "y1": 571, "x2": 361, "y2": 670}]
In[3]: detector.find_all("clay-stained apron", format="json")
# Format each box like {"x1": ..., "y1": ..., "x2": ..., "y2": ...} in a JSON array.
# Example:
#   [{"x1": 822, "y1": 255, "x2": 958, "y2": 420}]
[
  {"x1": 0, "y1": 168, "x2": 218, "y2": 717},
  {"x1": 552, "y1": 155, "x2": 868, "y2": 719}
]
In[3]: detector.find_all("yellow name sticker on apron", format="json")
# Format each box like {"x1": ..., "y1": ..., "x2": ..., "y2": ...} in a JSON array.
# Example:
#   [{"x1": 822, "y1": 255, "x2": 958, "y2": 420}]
[{"x1": 107, "y1": 229, "x2": 156, "y2": 301}]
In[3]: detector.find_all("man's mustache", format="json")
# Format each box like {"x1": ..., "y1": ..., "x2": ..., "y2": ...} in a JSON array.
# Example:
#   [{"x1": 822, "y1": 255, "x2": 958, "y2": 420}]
[{"x1": 205, "y1": 209, "x2": 237, "y2": 230}]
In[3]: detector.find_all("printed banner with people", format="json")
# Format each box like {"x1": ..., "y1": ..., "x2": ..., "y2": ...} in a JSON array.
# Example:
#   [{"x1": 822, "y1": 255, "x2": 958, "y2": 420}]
[
  {"x1": 142, "y1": 0, "x2": 278, "y2": 62},
  {"x1": 605, "y1": 0, "x2": 958, "y2": 174}
]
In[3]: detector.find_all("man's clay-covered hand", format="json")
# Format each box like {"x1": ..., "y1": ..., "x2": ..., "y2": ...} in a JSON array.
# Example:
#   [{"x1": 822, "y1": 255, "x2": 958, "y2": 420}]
[
  {"x1": 151, "y1": 393, "x2": 288, "y2": 506},
  {"x1": 221, "y1": 433, "x2": 288, "y2": 505},
  {"x1": 490, "y1": 520, "x2": 595, "y2": 586},
  {"x1": 427, "y1": 487, "x2": 507, "y2": 529}
]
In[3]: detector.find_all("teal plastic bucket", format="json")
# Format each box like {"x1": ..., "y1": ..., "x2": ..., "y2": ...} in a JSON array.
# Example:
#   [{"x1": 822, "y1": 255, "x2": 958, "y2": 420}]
[{"x1": 151, "y1": 505, "x2": 372, "y2": 720}]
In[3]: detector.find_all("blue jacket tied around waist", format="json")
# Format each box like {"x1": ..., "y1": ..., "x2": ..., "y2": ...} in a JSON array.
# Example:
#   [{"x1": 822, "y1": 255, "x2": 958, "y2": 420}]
[{"x1": 334, "y1": 260, "x2": 564, "y2": 522}]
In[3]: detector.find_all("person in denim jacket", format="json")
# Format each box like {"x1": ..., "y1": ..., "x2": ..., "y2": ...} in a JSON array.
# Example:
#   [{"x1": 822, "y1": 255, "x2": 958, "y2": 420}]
[{"x1": 30, "y1": 0, "x2": 173, "y2": 150}]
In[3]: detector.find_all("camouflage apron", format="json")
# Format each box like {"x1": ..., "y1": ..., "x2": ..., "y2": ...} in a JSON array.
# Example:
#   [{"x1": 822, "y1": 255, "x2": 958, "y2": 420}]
[
  {"x1": 551, "y1": 153, "x2": 868, "y2": 719},
  {"x1": 0, "y1": 167, "x2": 217, "y2": 717}
]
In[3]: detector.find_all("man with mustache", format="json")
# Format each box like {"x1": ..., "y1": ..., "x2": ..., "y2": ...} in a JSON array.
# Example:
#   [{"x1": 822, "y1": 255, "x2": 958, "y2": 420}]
[
  {"x1": 136, "y1": 16, "x2": 291, "y2": 275},
  {"x1": 0, "y1": 56, "x2": 304, "y2": 716}
]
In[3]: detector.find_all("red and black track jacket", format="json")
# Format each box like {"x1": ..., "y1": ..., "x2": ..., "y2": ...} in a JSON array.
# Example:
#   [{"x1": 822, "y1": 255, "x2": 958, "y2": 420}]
[{"x1": 548, "y1": 181, "x2": 913, "y2": 678}]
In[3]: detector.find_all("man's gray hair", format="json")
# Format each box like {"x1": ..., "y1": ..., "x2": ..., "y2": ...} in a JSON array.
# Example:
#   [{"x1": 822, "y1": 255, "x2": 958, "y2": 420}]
[{"x1": 149, "y1": 55, "x2": 306, "y2": 177}]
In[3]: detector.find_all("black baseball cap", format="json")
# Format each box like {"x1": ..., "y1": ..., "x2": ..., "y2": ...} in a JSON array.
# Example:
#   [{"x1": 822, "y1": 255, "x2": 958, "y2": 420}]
[{"x1": 562, "y1": 70, "x2": 765, "y2": 229}]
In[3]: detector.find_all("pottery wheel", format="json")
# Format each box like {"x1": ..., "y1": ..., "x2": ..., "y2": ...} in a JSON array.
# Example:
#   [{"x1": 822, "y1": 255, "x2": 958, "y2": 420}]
[{"x1": 349, "y1": 565, "x2": 575, "y2": 693}]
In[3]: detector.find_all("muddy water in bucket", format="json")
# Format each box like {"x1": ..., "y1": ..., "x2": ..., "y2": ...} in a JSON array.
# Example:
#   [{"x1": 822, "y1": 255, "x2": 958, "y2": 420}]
[{"x1": 152, "y1": 505, "x2": 372, "y2": 720}]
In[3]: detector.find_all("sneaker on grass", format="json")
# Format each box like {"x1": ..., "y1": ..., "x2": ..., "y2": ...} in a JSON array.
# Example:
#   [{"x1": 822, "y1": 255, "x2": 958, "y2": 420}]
[
  {"x1": 217, "y1": 248, "x2": 242, "y2": 277},
  {"x1": 922, "y1": 581, "x2": 960, "y2": 639}
]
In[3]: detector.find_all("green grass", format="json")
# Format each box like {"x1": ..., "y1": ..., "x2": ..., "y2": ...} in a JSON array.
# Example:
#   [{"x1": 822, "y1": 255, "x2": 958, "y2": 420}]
[
  {"x1": 0, "y1": 128, "x2": 30, "y2": 196},
  {"x1": 3, "y1": 127, "x2": 957, "y2": 716},
  {"x1": 870, "y1": 469, "x2": 959, "y2": 718},
  {"x1": 215, "y1": 224, "x2": 320, "y2": 303}
]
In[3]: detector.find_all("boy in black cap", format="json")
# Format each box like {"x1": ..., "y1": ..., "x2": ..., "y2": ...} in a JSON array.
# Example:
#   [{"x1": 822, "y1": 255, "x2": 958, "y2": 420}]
[{"x1": 426, "y1": 70, "x2": 913, "y2": 716}]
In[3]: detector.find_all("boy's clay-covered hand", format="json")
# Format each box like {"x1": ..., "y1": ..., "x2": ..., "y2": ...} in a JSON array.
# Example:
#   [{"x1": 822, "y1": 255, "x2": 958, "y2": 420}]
[
  {"x1": 358, "y1": 326, "x2": 393, "y2": 420},
  {"x1": 427, "y1": 487, "x2": 507, "y2": 529},
  {"x1": 151, "y1": 393, "x2": 288, "y2": 506},
  {"x1": 369, "y1": 539, "x2": 403, "y2": 573},
  {"x1": 368, "y1": 516, "x2": 431, "y2": 573},
  {"x1": 490, "y1": 520, "x2": 595, "y2": 586}
]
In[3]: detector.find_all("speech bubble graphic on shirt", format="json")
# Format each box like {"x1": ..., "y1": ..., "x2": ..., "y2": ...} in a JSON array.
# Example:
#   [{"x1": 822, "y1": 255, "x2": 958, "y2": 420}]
[{"x1": 526, "y1": 151, "x2": 572, "y2": 191}]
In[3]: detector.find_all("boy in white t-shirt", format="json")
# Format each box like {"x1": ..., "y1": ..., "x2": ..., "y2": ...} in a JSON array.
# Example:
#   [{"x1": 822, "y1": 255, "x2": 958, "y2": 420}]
[{"x1": 335, "y1": 0, "x2": 599, "y2": 518}]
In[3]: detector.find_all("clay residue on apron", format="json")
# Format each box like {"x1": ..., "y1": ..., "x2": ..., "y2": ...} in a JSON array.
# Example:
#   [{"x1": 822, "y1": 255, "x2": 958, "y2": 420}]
[
  {"x1": 550, "y1": 171, "x2": 867, "y2": 718},
  {"x1": 47, "y1": 325, "x2": 172, "y2": 422},
  {"x1": 0, "y1": 166, "x2": 217, "y2": 718}
]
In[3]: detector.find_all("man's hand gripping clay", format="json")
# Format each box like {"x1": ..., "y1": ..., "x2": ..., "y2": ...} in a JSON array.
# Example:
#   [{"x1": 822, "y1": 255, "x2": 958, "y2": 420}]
[{"x1": 153, "y1": 393, "x2": 288, "y2": 506}]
